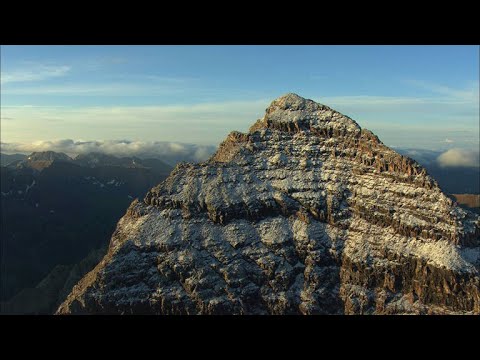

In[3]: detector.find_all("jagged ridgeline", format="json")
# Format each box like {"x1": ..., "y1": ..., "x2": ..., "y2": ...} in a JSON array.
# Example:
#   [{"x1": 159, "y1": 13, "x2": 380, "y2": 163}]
[{"x1": 58, "y1": 94, "x2": 480, "y2": 315}]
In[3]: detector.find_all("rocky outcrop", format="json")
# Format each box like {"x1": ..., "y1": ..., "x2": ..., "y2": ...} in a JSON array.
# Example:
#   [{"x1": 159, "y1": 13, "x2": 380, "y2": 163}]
[{"x1": 57, "y1": 93, "x2": 480, "y2": 315}]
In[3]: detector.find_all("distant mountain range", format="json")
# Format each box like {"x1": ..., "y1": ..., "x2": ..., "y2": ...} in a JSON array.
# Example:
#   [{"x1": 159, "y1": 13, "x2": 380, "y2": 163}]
[
  {"x1": 0, "y1": 151, "x2": 172, "y2": 314},
  {"x1": 0, "y1": 153, "x2": 28, "y2": 167},
  {"x1": 3, "y1": 147, "x2": 478, "y2": 195},
  {"x1": 2, "y1": 151, "x2": 171, "y2": 173}
]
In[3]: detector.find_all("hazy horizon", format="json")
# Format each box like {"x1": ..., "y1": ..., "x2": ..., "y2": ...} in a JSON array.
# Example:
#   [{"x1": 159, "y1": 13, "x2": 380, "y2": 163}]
[{"x1": 1, "y1": 45, "x2": 479, "y2": 163}]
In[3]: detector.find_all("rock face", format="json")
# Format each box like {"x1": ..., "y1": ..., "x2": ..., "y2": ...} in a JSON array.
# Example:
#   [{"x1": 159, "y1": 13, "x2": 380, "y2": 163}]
[{"x1": 57, "y1": 94, "x2": 480, "y2": 315}]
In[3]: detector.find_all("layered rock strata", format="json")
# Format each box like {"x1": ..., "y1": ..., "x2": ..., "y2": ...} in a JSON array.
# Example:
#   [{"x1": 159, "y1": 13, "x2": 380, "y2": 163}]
[{"x1": 58, "y1": 94, "x2": 480, "y2": 315}]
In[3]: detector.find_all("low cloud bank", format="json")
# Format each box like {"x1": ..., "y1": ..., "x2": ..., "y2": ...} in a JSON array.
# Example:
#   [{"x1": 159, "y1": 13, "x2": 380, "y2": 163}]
[
  {"x1": 0, "y1": 139, "x2": 217, "y2": 165},
  {"x1": 3, "y1": 141, "x2": 479, "y2": 169},
  {"x1": 395, "y1": 148, "x2": 441, "y2": 166},
  {"x1": 437, "y1": 148, "x2": 479, "y2": 168}
]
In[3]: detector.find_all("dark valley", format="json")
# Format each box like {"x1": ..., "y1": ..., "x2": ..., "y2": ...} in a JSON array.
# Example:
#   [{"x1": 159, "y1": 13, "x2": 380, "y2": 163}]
[{"x1": 0, "y1": 151, "x2": 172, "y2": 314}]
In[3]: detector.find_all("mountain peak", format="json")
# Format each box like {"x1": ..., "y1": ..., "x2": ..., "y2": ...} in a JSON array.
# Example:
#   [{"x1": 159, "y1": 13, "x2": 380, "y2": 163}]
[
  {"x1": 58, "y1": 93, "x2": 480, "y2": 315},
  {"x1": 27, "y1": 151, "x2": 72, "y2": 162},
  {"x1": 250, "y1": 93, "x2": 360, "y2": 134},
  {"x1": 267, "y1": 93, "x2": 326, "y2": 112},
  {"x1": 12, "y1": 151, "x2": 74, "y2": 171}
]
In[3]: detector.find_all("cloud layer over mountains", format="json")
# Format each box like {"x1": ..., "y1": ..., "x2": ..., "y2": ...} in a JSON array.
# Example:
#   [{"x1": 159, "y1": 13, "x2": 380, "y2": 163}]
[
  {"x1": 437, "y1": 148, "x2": 480, "y2": 168},
  {"x1": 2, "y1": 140, "x2": 479, "y2": 169},
  {"x1": 0, "y1": 139, "x2": 217, "y2": 165}
]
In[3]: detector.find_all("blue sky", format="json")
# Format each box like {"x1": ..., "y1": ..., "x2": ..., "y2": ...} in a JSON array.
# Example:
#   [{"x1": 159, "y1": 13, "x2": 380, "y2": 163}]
[{"x1": 1, "y1": 45, "x2": 478, "y2": 153}]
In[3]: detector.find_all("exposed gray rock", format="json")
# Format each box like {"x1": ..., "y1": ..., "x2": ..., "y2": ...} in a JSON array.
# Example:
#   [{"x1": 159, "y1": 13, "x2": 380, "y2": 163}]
[{"x1": 57, "y1": 93, "x2": 480, "y2": 315}]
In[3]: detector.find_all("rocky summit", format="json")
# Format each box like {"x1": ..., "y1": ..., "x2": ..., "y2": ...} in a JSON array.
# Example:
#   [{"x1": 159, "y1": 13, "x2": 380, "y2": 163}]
[
  {"x1": 17, "y1": 151, "x2": 73, "y2": 171},
  {"x1": 57, "y1": 93, "x2": 480, "y2": 315}
]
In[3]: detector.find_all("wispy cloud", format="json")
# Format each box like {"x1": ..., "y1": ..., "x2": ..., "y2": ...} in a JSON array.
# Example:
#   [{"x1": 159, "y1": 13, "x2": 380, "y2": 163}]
[
  {"x1": 403, "y1": 79, "x2": 479, "y2": 103},
  {"x1": 1, "y1": 100, "x2": 268, "y2": 123},
  {"x1": 2, "y1": 83, "x2": 478, "y2": 153},
  {"x1": 321, "y1": 95, "x2": 428, "y2": 106},
  {"x1": 1, "y1": 83, "x2": 188, "y2": 96},
  {"x1": 320, "y1": 80, "x2": 479, "y2": 115},
  {"x1": 1, "y1": 75, "x2": 200, "y2": 96},
  {"x1": 0, "y1": 100, "x2": 269, "y2": 145},
  {"x1": 0, "y1": 139, "x2": 217, "y2": 164},
  {"x1": 1, "y1": 64, "x2": 71, "y2": 84},
  {"x1": 321, "y1": 92, "x2": 478, "y2": 108}
]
